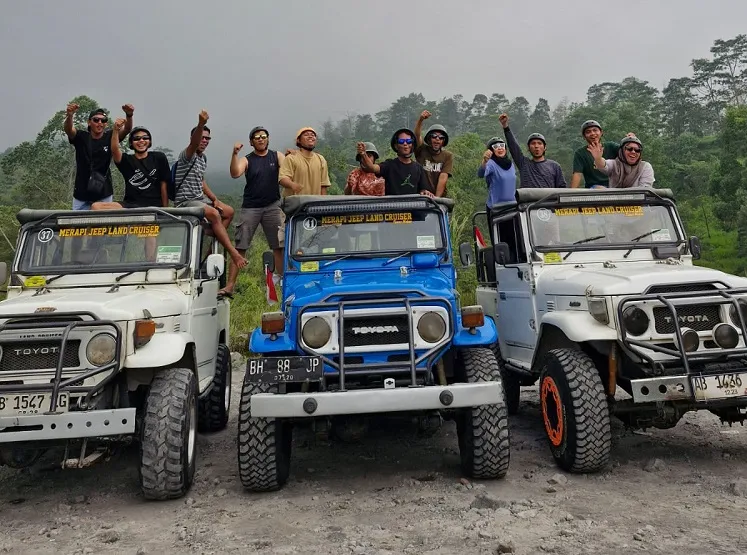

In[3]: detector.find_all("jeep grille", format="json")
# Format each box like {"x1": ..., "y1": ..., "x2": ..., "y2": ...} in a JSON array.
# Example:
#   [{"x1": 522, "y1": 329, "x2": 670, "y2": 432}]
[
  {"x1": 653, "y1": 305, "x2": 721, "y2": 334},
  {"x1": 0, "y1": 341, "x2": 81, "y2": 372},
  {"x1": 343, "y1": 315, "x2": 410, "y2": 347},
  {"x1": 646, "y1": 283, "x2": 718, "y2": 294}
]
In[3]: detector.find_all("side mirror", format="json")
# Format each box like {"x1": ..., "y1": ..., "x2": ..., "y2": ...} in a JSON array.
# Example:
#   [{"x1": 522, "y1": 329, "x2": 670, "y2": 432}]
[
  {"x1": 262, "y1": 250, "x2": 275, "y2": 273},
  {"x1": 458, "y1": 243, "x2": 473, "y2": 266},
  {"x1": 206, "y1": 253, "x2": 225, "y2": 279},
  {"x1": 0, "y1": 262, "x2": 7, "y2": 285},
  {"x1": 493, "y1": 242, "x2": 511, "y2": 266},
  {"x1": 689, "y1": 236, "x2": 702, "y2": 260}
]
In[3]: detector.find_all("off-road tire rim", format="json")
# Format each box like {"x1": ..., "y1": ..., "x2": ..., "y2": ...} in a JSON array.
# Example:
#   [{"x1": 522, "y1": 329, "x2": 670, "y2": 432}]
[
  {"x1": 539, "y1": 348, "x2": 611, "y2": 473},
  {"x1": 455, "y1": 347, "x2": 510, "y2": 480},
  {"x1": 198, "y1": 344, "x2": 232, "y2": 433},
  {"x1": 237, "y1": 378, "x2": 292, "y2": 492},
  {"x1": 139, "y1": 367, "x2": 198, "y2": 500}
]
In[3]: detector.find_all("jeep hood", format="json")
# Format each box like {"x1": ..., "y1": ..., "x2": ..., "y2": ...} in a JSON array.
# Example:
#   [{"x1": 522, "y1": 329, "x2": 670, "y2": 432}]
[
  {"x1": 540, "y1": 263, "x2": 747, "y2": 296},
  {"x1": 0, "y1": 287, "x2": 187, "y2": 321}
]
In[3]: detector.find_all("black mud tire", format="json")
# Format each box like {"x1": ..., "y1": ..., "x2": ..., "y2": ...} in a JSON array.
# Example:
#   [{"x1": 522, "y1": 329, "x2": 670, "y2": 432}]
[
  {"x1": 539, "y1": 348, "x2": 611, "y2": 473},
  {"x1": 492, "y1": 343, "x2": 520, "y2": 415},
  {"x1": 456, "y1": 347, "x2": 510, "y2": 480},
  {"x1": 198, "y1": 343, "x2": 232, "y2": 432},
  {"x1": 139, "y1": 367, "x2": 197, "y2": 500},
  {"x1": 237, "y1": 378, "x2": 292, "y2": 492}
]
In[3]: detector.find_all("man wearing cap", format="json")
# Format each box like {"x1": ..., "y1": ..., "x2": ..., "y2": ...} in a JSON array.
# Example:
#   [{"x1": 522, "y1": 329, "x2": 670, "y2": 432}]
[
  {"x1": 571, "y1": 120, "x2": 620, "y2": 188},
  {"x1": 221, "y1": 126, "x2": 286, "y2": 296},
  {"x1": 499, "y1": 113, "x2": 566, "y2": 189},
  {"x1": 345, "y1": 142, "x2": 385, "y2": 196},
  {"x1": 278, "y1": 127, "x2": 331, "y2": 196},
  {"x1": 357, "y1": 129, "x2": 432, "y2": 196},
  {"x1": 479, "y1": 137, "x2": 516, "y2": 207},
  {"x1": 414, "y1": 110, "x2": 453, "y2": 197},
  {"x1": 64, "y1": 102, "x2": 135, "y2": 210}
]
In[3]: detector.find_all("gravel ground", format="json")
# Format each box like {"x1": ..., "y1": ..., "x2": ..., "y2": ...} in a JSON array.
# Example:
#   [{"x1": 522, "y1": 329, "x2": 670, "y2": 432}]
[{"x1": 1, "y1": 355, "x2": 747, "y2": 555}]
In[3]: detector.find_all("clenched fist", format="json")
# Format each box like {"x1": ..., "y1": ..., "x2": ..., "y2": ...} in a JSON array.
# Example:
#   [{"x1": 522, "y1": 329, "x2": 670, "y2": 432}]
[
  {"x1": 419, "y1": 110, "x2": 431, "y2": 121},
  {"x1": 66, "y1": 103, "x2": 79, "y2": 116},
  {"x1": 198, "y1": 110, "x2": 209, "y2": 125},
  {"x1": 122, "y1": 104, "x2": 135, "y2": 117},
  {"x1": 233, "y1": 142, "x2": 243, "y2": 155},
  {"x1": 499, "y1": 113, "x2": 509, "y2": 128}
]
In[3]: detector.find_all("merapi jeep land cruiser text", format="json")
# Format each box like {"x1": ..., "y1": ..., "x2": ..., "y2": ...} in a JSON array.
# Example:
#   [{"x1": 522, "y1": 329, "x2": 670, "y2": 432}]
[
  {"x1": 468, "y1": 188, "x2": 747, "y2": 473},
  {"x1": 238, "y1": 194, "x2": 510, "y2": 491},
  {"x1": 0, "y1": 207, "x2": 232, "y2": 500}
]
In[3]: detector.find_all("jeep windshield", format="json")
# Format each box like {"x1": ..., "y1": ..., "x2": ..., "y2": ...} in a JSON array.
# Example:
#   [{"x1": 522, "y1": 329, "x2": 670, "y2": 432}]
[
  {"x1": 291, "y1": 208, "x2": 444, "y2": 258},
  {"x1": 528, "y1": 202, "x2": 682, "y2": 252},
  {"x1": 17, "y1": 214, "x2": 191, "y2": 275}
]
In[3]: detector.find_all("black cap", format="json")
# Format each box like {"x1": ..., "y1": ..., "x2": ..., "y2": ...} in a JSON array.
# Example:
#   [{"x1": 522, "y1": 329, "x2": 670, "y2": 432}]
[
  {"x1": 249, "y1": 126, "x2": 269, "y2": 140},
  {"x1": 88, "y1": 108, "x2": 107, "y2": 120}
]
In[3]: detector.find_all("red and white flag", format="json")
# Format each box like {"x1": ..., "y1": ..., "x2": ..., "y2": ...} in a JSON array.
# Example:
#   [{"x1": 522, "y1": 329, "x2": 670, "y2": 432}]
[
  {"x1": 474, "y1": 226, "x2": 487, "y2": 250},
  {"x1": 265, "y1": 265, "x2": 278, "y2": 304}
]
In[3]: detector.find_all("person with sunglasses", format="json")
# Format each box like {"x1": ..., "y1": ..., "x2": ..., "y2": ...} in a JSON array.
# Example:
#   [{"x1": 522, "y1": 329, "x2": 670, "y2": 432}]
[
  {"x1": 221, "y1": 126, "x2": 286, "y2": 297},
  {"x1": 414, "y1": 110, "x2": 453, "y2": 197},
  {"x1": 64, "y1": 103, "x2": 134, "y2": 210},
  {"x1": 499, "y1": 113, "x2": 566, "y2": 189},
  {"x1": 479, "y1": 137, "x2": 516, "y2": 208},
  {"x1": 588, "y1": 136, "x2": 654, "y2": 188},
  {"x1": 356, "y1": 129, "x2": 432, "y2": 196},
  {"x1": 571, "y1": 120, "x2": 638, "y2": 189}
]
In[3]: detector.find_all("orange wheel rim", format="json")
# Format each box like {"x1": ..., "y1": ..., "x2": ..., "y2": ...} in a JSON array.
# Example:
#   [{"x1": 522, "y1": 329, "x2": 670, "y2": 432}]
[{"x1": 541, "y1": 376, "x2": 564, "y2": 447}]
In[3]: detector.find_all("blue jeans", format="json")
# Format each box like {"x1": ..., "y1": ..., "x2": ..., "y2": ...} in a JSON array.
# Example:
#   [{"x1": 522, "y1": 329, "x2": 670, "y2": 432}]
[{"x1": 72, "y1": 195, "x2": 113, "y2": 210}]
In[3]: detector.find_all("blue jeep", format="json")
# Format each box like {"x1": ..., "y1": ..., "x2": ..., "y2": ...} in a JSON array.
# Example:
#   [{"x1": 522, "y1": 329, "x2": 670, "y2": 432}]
[{"x1": 238, "y1": 194, "x2": 510, "y2": 491}]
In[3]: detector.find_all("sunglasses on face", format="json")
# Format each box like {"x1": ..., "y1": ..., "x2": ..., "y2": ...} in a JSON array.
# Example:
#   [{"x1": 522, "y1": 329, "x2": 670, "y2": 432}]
[
  {"x1": 252, "y1": 134, "x2": 268, "y2": 140},
  {"x1": 132, "y1": 135, "x2": 150, "y2": 142},
  {"x1": 624, "y1": 147, "x2": 641, "y2": 153},
  {"x1": 430, "y1": 134, "x2": 445, "y2": 140},
  {"x1": 91, "y1": 117, "x2": 107, "y2": 123},
  {"x1": 397, "y1": 138, "x2": 413, "y2": 145},
  {"x1": 492, "y1": 143, "x2": 506, "y2": 149}
]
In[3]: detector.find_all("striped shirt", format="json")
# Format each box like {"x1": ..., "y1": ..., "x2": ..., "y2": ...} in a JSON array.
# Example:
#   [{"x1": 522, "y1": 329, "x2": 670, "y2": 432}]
[{"x1": 174, "y1": 149, "x2": 208, "y2": 204}]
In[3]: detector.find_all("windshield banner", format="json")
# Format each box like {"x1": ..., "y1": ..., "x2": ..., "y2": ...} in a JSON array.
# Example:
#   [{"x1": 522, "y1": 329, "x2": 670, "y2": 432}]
[
  {"x1": 553, "y1": 206, "x2": 644, "y2": 217},
  {"x1": 318, "y1": 213, "x2": 413, "y2": 225},
  {"x1": 57, "y1": 225, "x2": 161, "y2": 238}
]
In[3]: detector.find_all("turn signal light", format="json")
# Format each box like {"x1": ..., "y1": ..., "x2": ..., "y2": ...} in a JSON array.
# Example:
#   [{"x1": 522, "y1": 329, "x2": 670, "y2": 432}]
[
  {"x1": 461, "y1": 306, "x2": 485, "y2": 329},
  {"x1": 134, "y1": 319, "x2": 156, "y2": 348},
  {"x1": 262, "y1": 312, "x2": 285, "y2": 335}
]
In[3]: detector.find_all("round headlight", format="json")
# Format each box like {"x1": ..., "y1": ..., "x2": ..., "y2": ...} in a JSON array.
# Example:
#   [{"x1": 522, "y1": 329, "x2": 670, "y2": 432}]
[
  {"x1": 622, "y1": 306, "x2": 649, "y2": 336},
  {"x1": 302, "y1": 317, "x2": 331, "y2": 349},
  {"x1": 729, "y1": 299, "x2": 747, "y2": 327},
  {"x1": 417, "y1": 312, "x2": 446, "y2": 343},
  {"x1": 713, "y1": 323, "x2": 739, "y2": 349},
  {"x1": 86, "y1": 333, "x2": 116, "y2": 366},
  {"x1": 675, "y1": 327, "x2": 700, "y2": 353}
]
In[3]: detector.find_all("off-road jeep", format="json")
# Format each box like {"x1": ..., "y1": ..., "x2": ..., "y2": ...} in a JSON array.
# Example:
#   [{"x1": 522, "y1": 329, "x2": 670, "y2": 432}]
[
  {"x1": 238, "y1": 194, "x2": 510, "y2": 491},
  {"x1": 0, "y1": 206, "x2": 232, "y2": 499},
  {"x1": 467, "y1": 187, "x2": 747, "y2": 473}
]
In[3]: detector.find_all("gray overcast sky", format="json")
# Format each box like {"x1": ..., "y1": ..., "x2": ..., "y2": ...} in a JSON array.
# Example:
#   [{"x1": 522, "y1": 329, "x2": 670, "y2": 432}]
[{"x1": 2, "y1": 0, "x2": 746, "y2": 156}]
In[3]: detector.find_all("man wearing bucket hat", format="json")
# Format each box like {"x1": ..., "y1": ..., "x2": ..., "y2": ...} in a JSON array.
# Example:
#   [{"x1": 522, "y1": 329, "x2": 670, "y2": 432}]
[
  {"x1": 499, "y1": 113, "x2": 566, "y2": 188},
  {"x1": 414, "y1": 110, "x2": 453, "y2": 197},
  {"x1": 221, "y1": 126, "x2": 286, "y2": 296},
  {"x1": 570, "y1": 120, "x2": 624, "y2": 189},
  {"x1": 345, "y1": 142, "x2": 385, "y2": 196},
  {"x1": 356, "y1": 129, "x2": 432, "y2": 196},
  {"x1": 278, "y1": 127, "x2": 331, "y2": 197}
]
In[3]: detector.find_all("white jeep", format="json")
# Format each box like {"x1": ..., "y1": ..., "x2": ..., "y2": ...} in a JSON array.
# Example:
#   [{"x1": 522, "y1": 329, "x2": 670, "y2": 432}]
[
  {"x1": 0, "y1": 207, "x2": 232, "y2": 499},
  {"x1": 467, "y1": 187, "x2": 747, "y2": 473}
]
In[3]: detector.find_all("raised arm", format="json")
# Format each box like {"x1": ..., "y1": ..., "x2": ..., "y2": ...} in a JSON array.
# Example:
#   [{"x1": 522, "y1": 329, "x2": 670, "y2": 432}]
[
  {"x1": 119, "y1": 104, "x2": 134, "y2": 141},
  {"x1": 230, "y1": 142, "x2": 248, "y2": 178},
  {"x1": 186, "y1": 110, "x2": 209, "y2": 160},
  {"x1": 478, "y1": 150, "x2": 492, "y2": 178},
  {"x1": 111, "y1": 118, "x2": 125, "y2": 164},
  {"x1": 499, "y1": 114, "x2": 527, "y2": 169},
  {"x1": 64, "y1": 103, "x2": 79, "y2": 141},
  {"x1": 356, "y1": 142, "x2": 380, "y2": 174},
  {"x1": 414, "y1": 110, "x2": 430, "y2": 147}
]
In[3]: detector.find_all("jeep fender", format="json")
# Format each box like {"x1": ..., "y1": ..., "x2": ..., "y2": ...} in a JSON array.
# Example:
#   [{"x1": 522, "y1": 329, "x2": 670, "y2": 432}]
[
  {"x1": 249, "y1": 328, "x2": 296, "y2": 355},
  {"x1": 125, "y1": 332, "x2": 197, "y2": 369},
  {"x1": 452, "y1": 314, "x2": 498, "y2": 347}
]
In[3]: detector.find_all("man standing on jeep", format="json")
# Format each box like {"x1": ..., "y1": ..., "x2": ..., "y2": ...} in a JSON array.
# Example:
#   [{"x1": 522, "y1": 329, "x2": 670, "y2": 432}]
[
  {"x1": 357, "y1": 129, "x2": 433, "y2": 196},
  {"x1": 64, "y1": 103, "x2": 134, "y2": 210},
  {"x1": 278, "y1": 127, "x2": 331, "y2": 196},
  {"x1": 500, "y1": 113, "x2": 566, "y2": 189},
  {"x1": 175, "y1": 110, "x2": 247, "y2": 270},
  {"x1": 570, "y1": 120, "x2": 637, "y2": 188},
  {"x1": 414, "y1": 110, "x2": 453, "y2": 197},
  {"x1": 220, "y1": 126, "x2": 286, "y2": 297}
]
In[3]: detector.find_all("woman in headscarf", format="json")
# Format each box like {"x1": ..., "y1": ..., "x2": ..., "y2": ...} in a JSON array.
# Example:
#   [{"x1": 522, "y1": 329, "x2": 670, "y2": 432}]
[
  {"x1": 478, "y1": 136, "x2": 517, "y2": 208},
  {"x1": 589, "y1": 136, "x2": 654, "y2": 188}
]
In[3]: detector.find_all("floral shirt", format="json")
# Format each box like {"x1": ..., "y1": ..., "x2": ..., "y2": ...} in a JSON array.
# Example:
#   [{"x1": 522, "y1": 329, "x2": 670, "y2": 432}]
[{"x1": 345, "y1": 168, "x2": 385, "y2": 196}]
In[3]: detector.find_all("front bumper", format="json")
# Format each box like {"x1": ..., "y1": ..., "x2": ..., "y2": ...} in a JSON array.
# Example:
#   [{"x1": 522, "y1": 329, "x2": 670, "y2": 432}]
[
  {"x1": 631, "y1": 374, "x2": 747, "y2": 405},
  {"x1": 250, "y1": 382, "x2": 502, "y2": 418},
  {"x1": 0, "y1": 408, "x2": 136, "y2": 442}
]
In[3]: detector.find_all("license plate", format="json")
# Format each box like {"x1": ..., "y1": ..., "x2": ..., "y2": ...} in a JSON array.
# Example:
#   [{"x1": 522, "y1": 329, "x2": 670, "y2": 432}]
[
  {"x1": 245, "y1": 356, "x2": 322, "y2": 384},
  {"x1": 691, "y1": 373, "x2": 747, "y2": 402},
  {"x1": 0, "y1": 392, "x2": 70, "y2": 416}
]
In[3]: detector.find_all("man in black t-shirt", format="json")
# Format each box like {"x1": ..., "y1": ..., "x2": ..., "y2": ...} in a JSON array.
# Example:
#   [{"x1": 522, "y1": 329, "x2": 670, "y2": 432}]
[
  {"x1": 357, "y1": 128, "x2": 433, "y2": 196},
  {"x1": 92, "y1": 121, "x2": 170, "y2": 209},
  {"x1": 64, "y1": 103, "x2": 134, "y2": 210}
]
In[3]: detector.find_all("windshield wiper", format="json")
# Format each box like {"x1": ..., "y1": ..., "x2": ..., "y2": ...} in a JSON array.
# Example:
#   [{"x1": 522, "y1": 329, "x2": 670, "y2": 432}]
[
  {"x1": 42, "y1": 274, "x2": 66, "y2": 285},
  {"x1": 624, "y1": 229, "x2": 662, "y2": 258},
  {"x1": 562, "y1": 235, "x2": 607, "y2": 260},
  {"x1": 383, "y1": 250, "x2": 417, "y2": 266}
]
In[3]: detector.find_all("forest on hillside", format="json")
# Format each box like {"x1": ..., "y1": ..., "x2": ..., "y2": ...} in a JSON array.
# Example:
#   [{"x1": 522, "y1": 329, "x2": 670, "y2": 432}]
[{"x1": 1, "y1": 34, "x2": 747, "y2": 277}]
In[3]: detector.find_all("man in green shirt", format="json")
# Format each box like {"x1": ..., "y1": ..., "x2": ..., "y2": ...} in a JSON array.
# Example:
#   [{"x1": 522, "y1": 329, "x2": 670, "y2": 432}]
[{"x1": 570, "y1": 120, "x2": 620, "y2": 189}]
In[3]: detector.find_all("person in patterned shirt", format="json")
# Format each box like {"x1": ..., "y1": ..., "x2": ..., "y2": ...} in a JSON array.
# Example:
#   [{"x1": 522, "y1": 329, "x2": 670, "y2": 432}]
[{"x1": 344, "y1": 142, "x2": 385, "y2": 196}]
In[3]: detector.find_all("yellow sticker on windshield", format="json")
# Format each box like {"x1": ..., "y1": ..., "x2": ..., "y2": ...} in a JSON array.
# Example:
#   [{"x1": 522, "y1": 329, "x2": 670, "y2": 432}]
[
  {"x1": 322, "y1": 248, "x2": 336, "y2": 254},
  {"x1": 58, "y1": 225, "x2": 160, "y2": 238},
  {"x1": 319, "y1": 213, "x2": 413, "y2": 225},
  {"x1": 543, "y1": 252, "x2": 562, "y2": 264},
  {"x1": 300, "y1": 261, "x2": 319, "y2": 272},
  {"x1": 554, "y1": 206, "x2": 643, "y2": 217},
  {"x1": 23, "y1": 276, "x2": 47, "y2": 288}
]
